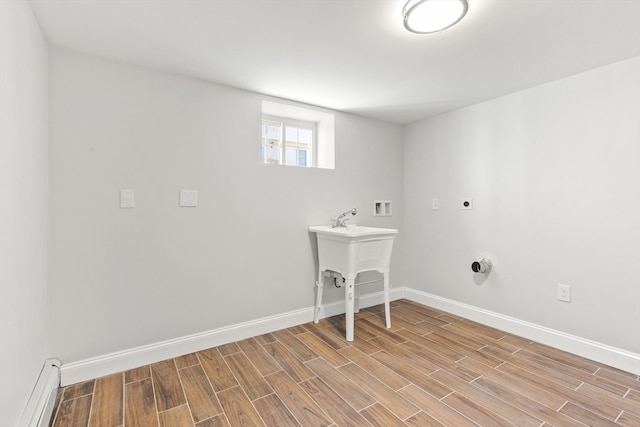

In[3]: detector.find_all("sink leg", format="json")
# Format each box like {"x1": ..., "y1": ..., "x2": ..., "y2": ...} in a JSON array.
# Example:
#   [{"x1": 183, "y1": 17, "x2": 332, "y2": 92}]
[
  {"x1": 384, "y1": 272, "x2": 391, "y2": 329},
  {"x1": 345, "y1": 277, "x2": 355, "y2": 341},
  {"x1": 314, "y1": 270, "x2": 324, "y2": 323},
  {"x1": 354, "y1": 279, "x2": 360, "y2": 314}
]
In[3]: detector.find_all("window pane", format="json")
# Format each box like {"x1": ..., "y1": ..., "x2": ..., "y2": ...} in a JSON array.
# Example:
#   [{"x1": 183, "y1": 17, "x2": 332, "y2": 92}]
[
  {"x1": 285, "y1": 126, "x2": 298, "y2": 142},
  {"x1": 298, "y1": 149, "x2": 308, "y2": 166},
  {"x1": 285, "y1": 147, "x2": 297, "y2": 166},
  {"x1": 298, "y1": 128, "x2": 312, "y2": 144},
  {"x1": 263, "y1": 120, "x2": 282, "y2": 164},
  {"x1": 265, "y1": 124, "x2": 281, "y2": 140},
  {"x1": 263, "y1": 144, "x2": 281, "y2": 164},
  {"x1": 262, "y1": 111, "x2": 321, "y2": 167}
]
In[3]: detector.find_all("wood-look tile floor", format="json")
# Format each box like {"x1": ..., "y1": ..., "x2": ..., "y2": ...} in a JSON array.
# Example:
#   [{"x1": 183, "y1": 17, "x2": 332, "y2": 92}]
[{"x1": 51, "y1": 299, "x2": 640, "y2": 427}]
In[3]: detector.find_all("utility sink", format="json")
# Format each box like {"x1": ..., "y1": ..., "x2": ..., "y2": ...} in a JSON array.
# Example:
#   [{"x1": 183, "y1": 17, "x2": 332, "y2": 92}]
[
  {"x1": 309, "y1": 225, "x2": 398, "y2": 341},
  {"x1": 309, "y1": 225, "x2": 397, "y2": 274}
]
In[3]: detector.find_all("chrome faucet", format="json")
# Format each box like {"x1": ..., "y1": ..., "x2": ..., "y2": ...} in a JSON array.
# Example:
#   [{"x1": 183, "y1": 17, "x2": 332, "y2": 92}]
[{"x1": 331, "y1": 208, "x2": 357, "y2": 228}]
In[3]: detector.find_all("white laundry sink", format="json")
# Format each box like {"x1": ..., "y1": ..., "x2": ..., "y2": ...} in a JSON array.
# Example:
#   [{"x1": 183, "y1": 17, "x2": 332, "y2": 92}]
[
  {"x1": 309, "y1": 225, "x2": 397, "y2": 276},
  {"x1": 309, "y1": 225, "x2": 398, "y2": 341}
]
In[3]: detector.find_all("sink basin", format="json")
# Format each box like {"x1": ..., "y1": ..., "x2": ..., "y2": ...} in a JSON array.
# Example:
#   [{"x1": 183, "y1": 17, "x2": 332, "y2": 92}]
[
  {"x1": 309, "y1": 225, "x2": 397, "y2": 281},
  {"x1": 308, "y1": 225, "x2": 398, "y2": 238},
  {"x1": 309, "y1": 224, "x2": 398, "y2": 341}
]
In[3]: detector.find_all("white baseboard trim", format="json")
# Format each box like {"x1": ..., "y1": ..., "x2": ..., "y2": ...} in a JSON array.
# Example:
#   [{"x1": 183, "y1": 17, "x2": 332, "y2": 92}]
[
  {"x1": 404, "y1": 288, "x2": 640, "y2": 375},
  {"x1": 61, "y1": 286, "x2": 639, "y2": 385},
  {"x1": 319, "y1": 287, "x2": 405, "y2": 320},
  {"x1": 61, "y1": 307, "x2": 312, "y2": 386},
  {"x1": 60, "y1": 287, "x2": 405, "y2": 386},
  {"x1": 19, "y1": 358, "x2": 61, "y2": 427}
]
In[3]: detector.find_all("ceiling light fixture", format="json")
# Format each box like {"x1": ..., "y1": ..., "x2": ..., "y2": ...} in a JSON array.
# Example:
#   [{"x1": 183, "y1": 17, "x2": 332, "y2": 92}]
[{"x1": 402, "y1": 0, "x2": 469, "y2": 34}]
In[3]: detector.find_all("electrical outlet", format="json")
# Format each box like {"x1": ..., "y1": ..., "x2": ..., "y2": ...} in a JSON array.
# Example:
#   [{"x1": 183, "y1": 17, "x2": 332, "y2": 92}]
[
  {"x1": 432, "y1": 198, "x2": 439, "y2": 210},
  {"x1": 557, "y1": 284, "x2": 571, "y2": 302}
]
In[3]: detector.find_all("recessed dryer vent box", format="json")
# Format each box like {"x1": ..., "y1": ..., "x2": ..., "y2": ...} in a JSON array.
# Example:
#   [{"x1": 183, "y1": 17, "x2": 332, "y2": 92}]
[{"x1": 374, "y1": 200, "x2": 392, "y2": 217}]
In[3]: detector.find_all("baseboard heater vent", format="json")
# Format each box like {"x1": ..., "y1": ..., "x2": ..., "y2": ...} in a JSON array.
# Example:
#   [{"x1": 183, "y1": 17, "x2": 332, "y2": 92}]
[{"x1": 18, "y1": 358, "x2": 61, "y2": 427}]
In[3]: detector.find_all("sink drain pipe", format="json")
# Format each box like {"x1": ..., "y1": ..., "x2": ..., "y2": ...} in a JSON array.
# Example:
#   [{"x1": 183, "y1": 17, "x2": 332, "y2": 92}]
[{"x1": 324, "y1": 270, "x2": 383, "y2": 288}]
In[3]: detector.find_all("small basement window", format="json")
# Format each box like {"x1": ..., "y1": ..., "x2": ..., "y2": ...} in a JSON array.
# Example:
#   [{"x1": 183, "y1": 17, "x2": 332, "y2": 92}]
[
  {"x1": 262, "y1": 100, "x2": 334, "y2": 169},
  {"x1": 262, "y1": 117, "x2": 315, "y2": 167}
]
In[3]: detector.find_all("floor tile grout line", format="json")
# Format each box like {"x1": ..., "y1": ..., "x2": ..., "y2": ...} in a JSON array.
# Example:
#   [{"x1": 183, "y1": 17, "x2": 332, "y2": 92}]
[
  {"x1": 556, "y1": 400, "x2": 569, "y2": 412},
  {"x1": 438, "y1": 391, "x2": 485, "y2": 427},
  {"x1": 119, "y1": 372, "x2": 125, "y2": 427},
  {"x1": 220, "y1": 347, "x2": 272, "y2": 427},
  {"x1": 149, "y1": 363, "x2": 161, "y2": 427},
  {"x1": 497, "y1": 360, "x2": 585, "y2": 402},
  {"x1": 156, "y1": 402, "x2": 191, "y2": 415},
  {"x1": 439, "y1": 389, "x2": 456, "y2": 401},
  {"x1": 614, "y1": 409, "x2": 624, "y2": 423},
  {"x1": 265, "y1": 373, "x2": 321, "y2": 427},
  {"x1": 510, "y1": 351, "x2": 620, "y2": 397},
  {"x1": 399, "y1": 407, "x2": 422, "y2": 422},
  {"x1": 186, "y1": 353, "x2": 227, "y2": 423},
  {"x1": 249, "y1": 390, "x2": 278, "y2": 403},
  {"x1": 121, "y1": 379, "x2": 126, "y2": 427},
  {"x1": 84, "y1": 380, "x2": 96, "y2": 427},
  {"x1": 172, "y1": 358, "x2": 196, "y2": 426},
  {"x1": 247, "y1": 394, "x2": 269, "y2": 427},
  {"x1": 461, "y1": 368, "x2": 561, "y2": 425},
  {"x1": 297, "y1": 375, "x2": 343, "y2": 425},
  {"x1": 193, "y1": 350, "x2": 222, "y2": 411},
  {"x1": 304, "y1": 356, "x2": 374, "y2": 415}
]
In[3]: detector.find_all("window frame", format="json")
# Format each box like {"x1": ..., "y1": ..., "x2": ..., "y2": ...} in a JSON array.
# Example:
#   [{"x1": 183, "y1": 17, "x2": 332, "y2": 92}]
[
  {"x1": 262, "y1": 100, "x2": 335, "y2": 170},
  {"x1": 262, "y1": 114, "x2": 318, "y2": 168}
]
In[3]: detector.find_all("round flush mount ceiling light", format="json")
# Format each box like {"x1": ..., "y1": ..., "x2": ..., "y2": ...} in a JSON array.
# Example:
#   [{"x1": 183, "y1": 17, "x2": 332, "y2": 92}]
[{"x1": 403, "y1": 0, "x2": 469, "y2": 34}]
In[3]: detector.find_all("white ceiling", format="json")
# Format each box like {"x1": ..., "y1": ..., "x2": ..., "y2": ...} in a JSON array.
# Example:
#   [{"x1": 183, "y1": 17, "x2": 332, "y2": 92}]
[{"x1": 29, "y1": 0, "x2": 640, "y2": 124}]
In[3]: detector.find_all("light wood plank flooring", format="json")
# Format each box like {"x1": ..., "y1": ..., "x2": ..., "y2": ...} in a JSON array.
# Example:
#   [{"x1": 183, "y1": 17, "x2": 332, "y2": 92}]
[{"x1": 51, "y1": 299, "x2": 640, "y2": 426}]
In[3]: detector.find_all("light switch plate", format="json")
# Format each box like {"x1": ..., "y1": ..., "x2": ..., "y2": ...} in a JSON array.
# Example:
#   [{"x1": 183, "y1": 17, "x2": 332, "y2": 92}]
[
  {"x1": 120, "y1": 189, "x2": 135, "y2": 208},
  {"x1": 557, "y1": 284, "x2": 571, "y2": 302},
  {"x1": 179, "y1": 190, "x2": 198, "y2": 207}
]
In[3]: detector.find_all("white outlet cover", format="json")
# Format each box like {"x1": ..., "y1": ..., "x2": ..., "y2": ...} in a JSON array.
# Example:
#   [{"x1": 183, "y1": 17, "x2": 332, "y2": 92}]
[
  {"x1": 180, "y1": 190, "x2": 198, "y2": 207},
  {"x1": 557, "y1": 284, "x2": 571, "y2": 302},
  {"x1": 120, "y1": 189, "x2": 135, "y2": 208},
  {"x1": 432, "y1": 198, "x2": 439, "y2": 210}
]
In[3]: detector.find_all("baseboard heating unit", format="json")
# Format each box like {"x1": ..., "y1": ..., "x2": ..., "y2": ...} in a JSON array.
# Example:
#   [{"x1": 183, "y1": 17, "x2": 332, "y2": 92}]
[{"x1": 18, "y1": 358, "x2": 61, "y2": 427}]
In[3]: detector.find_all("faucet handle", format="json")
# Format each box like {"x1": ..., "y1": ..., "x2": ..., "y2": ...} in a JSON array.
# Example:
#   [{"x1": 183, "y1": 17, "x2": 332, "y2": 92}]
[{"x1": 330, "y1": 218, "x2": 349, "y2": 228}]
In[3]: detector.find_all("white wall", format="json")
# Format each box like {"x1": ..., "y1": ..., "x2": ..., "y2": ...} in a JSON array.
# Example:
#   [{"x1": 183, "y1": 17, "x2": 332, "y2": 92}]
[
  {"x1": 42, "y1": 26, "x2": 639, "y2": 378},
  {"x1": 48, "y1": 49, "x2": 404, "y2": 363},
  {"x1": 0, "y1": 1, "x2": 50, "y2": 425},
  {"x1": 404, "y1": 57, "x2": 640, "y2": 354}
]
